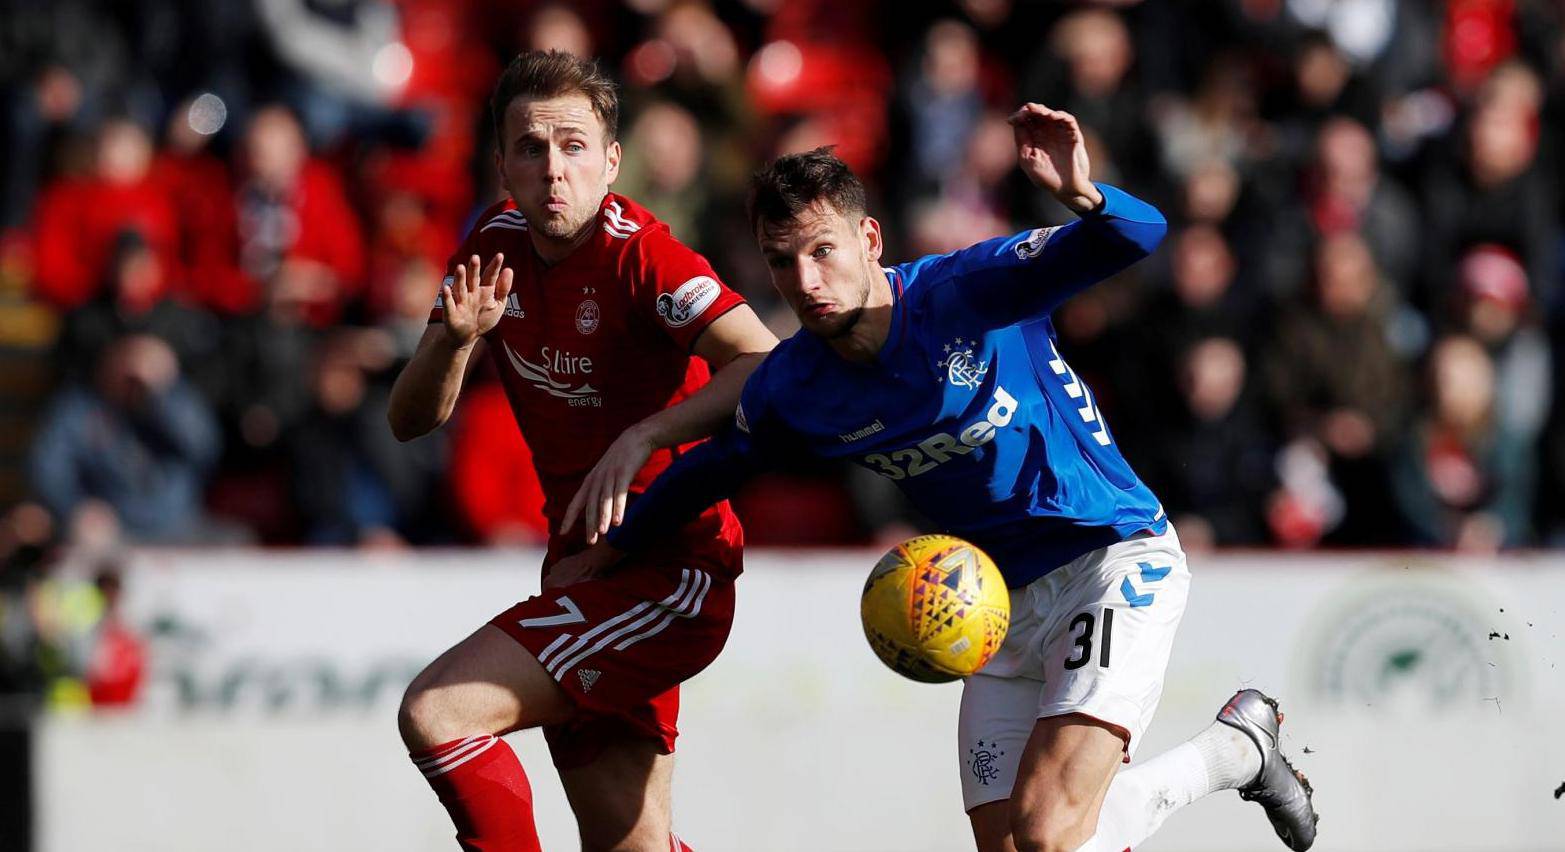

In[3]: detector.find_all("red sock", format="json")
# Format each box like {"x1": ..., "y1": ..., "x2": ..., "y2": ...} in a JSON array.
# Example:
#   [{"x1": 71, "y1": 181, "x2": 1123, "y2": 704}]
[
  {"x1": 411, "y1": 735, "x2": 542, "y2": 852},
  {"x1": 670, "y1": 833, "x2": 694, "y2": 851}
]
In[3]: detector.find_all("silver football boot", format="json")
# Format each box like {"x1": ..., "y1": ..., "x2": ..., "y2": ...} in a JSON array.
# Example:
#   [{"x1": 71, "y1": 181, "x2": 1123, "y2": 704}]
[{"x1": 1216, "y1": 689, "x2": 1319, "y2": 851}]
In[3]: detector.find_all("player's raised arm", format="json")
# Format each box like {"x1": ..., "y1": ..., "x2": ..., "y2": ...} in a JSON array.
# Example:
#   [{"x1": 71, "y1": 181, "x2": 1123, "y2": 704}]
[
  {"x1": 922, "y1": 104, "x2": 1167, "y2": 329},
  {"x1": 1013, "y1": 103, "x2": 1104, "y2": 215},
  {"x1": 562, "y1": 305, "x2": 776, "y2": 543},
  {"x1": 387, "y1": 253, "x2": 513, "y2": 441}
]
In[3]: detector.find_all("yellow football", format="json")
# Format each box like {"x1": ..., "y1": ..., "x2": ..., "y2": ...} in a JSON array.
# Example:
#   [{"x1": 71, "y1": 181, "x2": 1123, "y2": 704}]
[{"x1": 860, "y1": 534, "x2": 1010, "y2": 683}]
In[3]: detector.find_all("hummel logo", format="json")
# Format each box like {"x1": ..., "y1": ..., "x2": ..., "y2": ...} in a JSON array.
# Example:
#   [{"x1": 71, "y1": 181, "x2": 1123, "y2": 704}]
[
  {"x1": 577, "y1": 668, "x2": 601, "y2": 692},
  {"x1": 504, "y1": 293, "x2": 525, "y2": 319},
  {"x1": 838, "y1": 419, "x2": 885, "y2": 443}
]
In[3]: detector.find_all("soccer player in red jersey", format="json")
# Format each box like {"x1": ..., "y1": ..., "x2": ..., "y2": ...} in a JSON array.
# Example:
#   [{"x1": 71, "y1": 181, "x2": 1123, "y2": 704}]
[{"x1": 388, "y1": 50, "x2": 776, "y2": 852}]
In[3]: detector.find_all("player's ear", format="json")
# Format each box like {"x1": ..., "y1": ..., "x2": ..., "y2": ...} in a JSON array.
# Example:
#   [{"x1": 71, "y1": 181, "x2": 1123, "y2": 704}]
[
  {"x1": 604, "y1": 139, "x2": 621, "y2": 185},
  {"x1": 861, "y1": 216, "x2": 884, "y2": 262}
]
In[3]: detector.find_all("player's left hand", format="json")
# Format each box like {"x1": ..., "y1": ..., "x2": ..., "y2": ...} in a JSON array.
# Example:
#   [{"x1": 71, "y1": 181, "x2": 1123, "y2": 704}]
[
  {"x1": 542, "y1": 541, "x2": 623, "y2": 590},
  {"x1": 1009, "y1": 103, "x2": 1103, "y2": 215},
  {"x1": 561, "y1": 423, "x2": 657, "y2": 544}
]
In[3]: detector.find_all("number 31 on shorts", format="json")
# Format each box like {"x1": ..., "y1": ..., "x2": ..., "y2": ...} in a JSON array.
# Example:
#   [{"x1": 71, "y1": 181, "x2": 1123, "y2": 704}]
[{"x1": 1063, "y1": 608, "x2": 1113, "y2": 670}]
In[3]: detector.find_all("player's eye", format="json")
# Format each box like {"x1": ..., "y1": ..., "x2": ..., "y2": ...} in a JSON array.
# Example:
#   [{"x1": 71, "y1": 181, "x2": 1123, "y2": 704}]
[
  {"x1": 564, "y1": 141, "x2": 586, "y2": 154},
  {"x1": 520, "y1": 142, "x2": 543, "y2": 157},
  {"x1": 812, "y1": 245, "x2": 834, "y2": 260},
  {"x1": 765, "y1": 255, "x2": 790, "y2": 270}
]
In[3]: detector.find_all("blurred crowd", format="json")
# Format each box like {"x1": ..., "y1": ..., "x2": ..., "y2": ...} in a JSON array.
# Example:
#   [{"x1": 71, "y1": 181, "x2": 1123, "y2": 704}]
[{"x1": 2, "y1": 0, "x2": 1565, "y2": 569}]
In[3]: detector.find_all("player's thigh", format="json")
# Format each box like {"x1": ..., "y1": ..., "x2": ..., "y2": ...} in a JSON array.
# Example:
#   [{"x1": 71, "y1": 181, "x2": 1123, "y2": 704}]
[
  {"x1": 958, "y1": 670, "x2": 1041, "y2": 815},
  {"x1": 1035, "y1": 528, "x2": 1191, "y2": 761},
  {"x1": 1008, "y1": 713, "x2": 1125, "y2": 848},
  {"x1": 960, "y1": 580, "x2": 1053, "y2": 851},
  {"x1": 558, "y1": 734, "x2": 674, "y2": 852},
  {"x1": 399, "y1": 624, "x2": 573, "y2": 750}
]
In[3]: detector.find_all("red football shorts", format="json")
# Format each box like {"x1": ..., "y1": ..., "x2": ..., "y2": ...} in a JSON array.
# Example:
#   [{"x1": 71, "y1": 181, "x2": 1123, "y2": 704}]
[{"x1": 490, "y1": 557, "x2": 736, "y2": 768}]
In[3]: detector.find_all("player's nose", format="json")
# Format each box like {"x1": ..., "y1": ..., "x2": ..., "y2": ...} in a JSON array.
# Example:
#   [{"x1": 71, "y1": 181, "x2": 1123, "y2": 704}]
[
  {"x1": 796, "y1": 259, "x2": 825, "y2": 293},
  {"x1": 544, "y1": 144, "x2": 566, "y2": 180}
]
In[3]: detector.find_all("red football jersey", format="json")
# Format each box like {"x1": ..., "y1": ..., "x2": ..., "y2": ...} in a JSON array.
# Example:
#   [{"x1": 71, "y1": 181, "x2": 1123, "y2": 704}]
[{"x1": 433, "y1": 193, "x2": 746, "y2": 573}]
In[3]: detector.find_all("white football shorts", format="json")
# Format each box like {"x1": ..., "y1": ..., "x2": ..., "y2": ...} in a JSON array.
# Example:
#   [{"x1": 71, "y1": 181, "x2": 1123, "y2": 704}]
[{"x1": 957, "y1": 525, "x2": 1191, "y2": 811}]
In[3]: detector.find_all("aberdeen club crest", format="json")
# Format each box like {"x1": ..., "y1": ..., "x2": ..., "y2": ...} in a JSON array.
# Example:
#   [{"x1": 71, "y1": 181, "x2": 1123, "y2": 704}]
[{"x1": 575, "y1": 299, "x2": 600, "y2": 334}]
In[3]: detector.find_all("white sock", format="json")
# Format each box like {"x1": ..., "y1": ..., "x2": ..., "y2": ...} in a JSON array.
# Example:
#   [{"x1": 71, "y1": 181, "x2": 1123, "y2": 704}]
[
  {"x1": 1073, "y1": 721, "x2": 1262, "y2": 852},
  {"x1": 1191, "y1": 718, "x2": 1262, "y2": 792}
]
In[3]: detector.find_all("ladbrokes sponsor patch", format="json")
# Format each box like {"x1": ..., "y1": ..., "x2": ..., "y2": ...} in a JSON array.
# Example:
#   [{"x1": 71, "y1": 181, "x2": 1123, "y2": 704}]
[
  {"x1": 1014, "y1": 226, "x2": 1058, "y2": 260},
  {"x1": 657, "y1": 276, "x2": 721, "y2": 328}
]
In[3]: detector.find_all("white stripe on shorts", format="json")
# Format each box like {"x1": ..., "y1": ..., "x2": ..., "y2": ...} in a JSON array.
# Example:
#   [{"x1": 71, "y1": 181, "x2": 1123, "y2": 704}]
[
  {"x1": 550, "y1": 569, "x2": 709, "y2": 681},
  {"x1": 614, "y1": 570, "x2": 711, "y2": 652},
  {"x1": 541, "y1": 570, "x2": 691, "y2": 675}
]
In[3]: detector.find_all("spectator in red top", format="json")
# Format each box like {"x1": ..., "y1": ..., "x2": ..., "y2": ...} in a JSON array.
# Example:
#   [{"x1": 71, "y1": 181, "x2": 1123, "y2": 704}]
[
  {"x1": 31, "y1": 118, "x2": 179, "y2": 311},
  {"x1": 85, "y1": 568, "x2": 145, "y2": 708},
  {"x1": 232, "y1": 104, "x2": 367, "y2": 324},
  {"x1": 151, "y1": 95, "x2": 247, "y2": 314}
]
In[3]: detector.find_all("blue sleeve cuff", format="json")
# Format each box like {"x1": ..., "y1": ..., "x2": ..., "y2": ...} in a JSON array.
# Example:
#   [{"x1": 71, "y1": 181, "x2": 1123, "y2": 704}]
[{"x1": 1082, "y1": 182, "x2": 1167, "y2": 254}]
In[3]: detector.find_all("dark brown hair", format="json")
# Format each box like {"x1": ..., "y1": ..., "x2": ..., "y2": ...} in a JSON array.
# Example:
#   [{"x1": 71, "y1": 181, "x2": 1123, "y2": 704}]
[
  {"x1": 490, "y1": 50, "x2": 619, "y2": 145},
  {"x1": 747, "y1": 146, "x2": 868, "y2": 232}
]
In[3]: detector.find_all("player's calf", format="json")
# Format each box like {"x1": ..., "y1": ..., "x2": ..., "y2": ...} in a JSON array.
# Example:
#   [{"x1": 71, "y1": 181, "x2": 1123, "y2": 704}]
[{"x1": 559, "y1": 736, "x2": 676, "y2": 852}]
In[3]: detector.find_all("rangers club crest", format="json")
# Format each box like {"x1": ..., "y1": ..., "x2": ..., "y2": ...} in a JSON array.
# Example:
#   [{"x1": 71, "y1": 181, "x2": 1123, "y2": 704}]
[
  {"x1": 938, "y1": 338, "x2": 989, "y2": 390},
  {"x1": 967, "y1": 739, "x2": 1007, "y2": 785},
  {"x1": 575, "y1": 299, "x2": 600, "y2": 334}
]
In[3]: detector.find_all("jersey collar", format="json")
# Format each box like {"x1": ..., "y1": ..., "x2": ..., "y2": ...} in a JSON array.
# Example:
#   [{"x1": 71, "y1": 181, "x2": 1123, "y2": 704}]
[{"x1": 878, "y1": 265, "x2": 908, "y2": 362}]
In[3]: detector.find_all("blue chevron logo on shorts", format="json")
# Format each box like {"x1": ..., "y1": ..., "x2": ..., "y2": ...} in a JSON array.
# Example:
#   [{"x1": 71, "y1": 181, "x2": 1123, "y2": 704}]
[
  {"x1": 1138, "y1": 562, "x2": 1171, "y2": 582},
  {"x1": 1121, "y1": 562, "x2": 1171, "y2": 607},
  {"x1": 1120, "y1": 578, "x2": 1155, "y2": 607}
]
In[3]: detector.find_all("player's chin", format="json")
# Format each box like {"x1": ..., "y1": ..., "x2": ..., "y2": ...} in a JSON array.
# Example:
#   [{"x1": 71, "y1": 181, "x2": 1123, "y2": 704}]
[
  {"x1": 805, "y1": 308, "x2": 861, "y2": 339},
  {"x1": 533, "y1": 216, "x2": 580, "y2": 240}
]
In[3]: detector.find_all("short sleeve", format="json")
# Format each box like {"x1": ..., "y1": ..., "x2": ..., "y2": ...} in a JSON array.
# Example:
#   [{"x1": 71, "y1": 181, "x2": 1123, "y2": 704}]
[
  {"x1": 630, "y1": 229, "x2": 747, "y2": 352},
  {"x1": 430, "y1": 202, "x2": 511, "y2": 324}
]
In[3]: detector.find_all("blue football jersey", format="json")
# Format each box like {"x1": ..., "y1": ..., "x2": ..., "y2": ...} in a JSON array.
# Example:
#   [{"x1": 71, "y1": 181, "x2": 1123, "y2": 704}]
[{"x1": 611, "y1": 184, "x2": 1169, "y2": 587}]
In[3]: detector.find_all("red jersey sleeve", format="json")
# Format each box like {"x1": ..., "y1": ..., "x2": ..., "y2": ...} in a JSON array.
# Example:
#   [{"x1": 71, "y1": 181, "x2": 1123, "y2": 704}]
[
  {"x1": 630, "y1": 228, "x2": 747, "y2": 352},
  {"x1": 429, "y1": 201, "x2": 507, "y2": 324}
]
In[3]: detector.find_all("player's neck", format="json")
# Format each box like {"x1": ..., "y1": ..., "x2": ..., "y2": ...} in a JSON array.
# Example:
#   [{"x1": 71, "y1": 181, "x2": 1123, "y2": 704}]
[{"x1": 826, "y1": 269, "x2": 894, "y2": 364}]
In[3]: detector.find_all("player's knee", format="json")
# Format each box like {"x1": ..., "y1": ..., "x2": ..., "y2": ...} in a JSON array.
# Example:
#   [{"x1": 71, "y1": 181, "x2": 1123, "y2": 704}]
[
  {"x1": 398, "y1": 682, "x2": 446, "y2": 750},
  {"x1": 398, "y1": 674, "x2": 482, "y2": 750},
  {"x1": 1010, "y1": 800, "x2": 1097, "y2": 852}
]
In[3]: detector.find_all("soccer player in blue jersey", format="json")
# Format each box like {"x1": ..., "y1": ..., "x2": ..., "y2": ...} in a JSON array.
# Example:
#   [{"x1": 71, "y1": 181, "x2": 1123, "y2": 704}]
[{"x1": 555, "y1": 104, "x2": 1318, "y2": 852}]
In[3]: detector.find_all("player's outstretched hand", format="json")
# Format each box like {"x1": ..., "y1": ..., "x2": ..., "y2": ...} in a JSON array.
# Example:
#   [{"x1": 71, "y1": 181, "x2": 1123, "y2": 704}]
[
  {"x1": 542, "y1": 541, "x2": 623, "y2": 590},
  {"x1": 441, "y1": 253, "x2": 514, "y2": 348},
  {"x1": 1008, "y1": 103, "x2": 1103, "y2": 214},
  {"x1": 561, "y1": 423, "x2": 657, "y2": 544}
]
